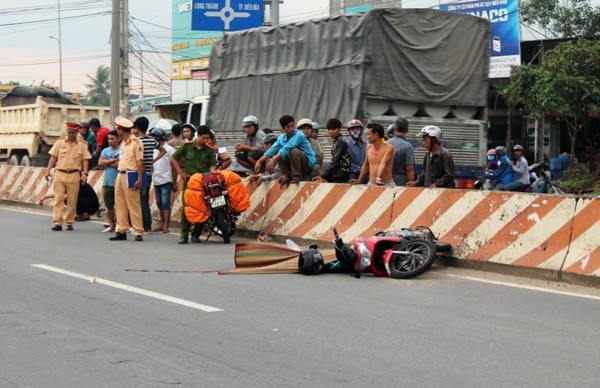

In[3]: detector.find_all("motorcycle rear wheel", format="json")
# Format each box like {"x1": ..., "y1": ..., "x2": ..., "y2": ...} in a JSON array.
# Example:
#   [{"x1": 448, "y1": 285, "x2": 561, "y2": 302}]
[
  {"x1": 387, "y1": 239, "x2": 436, "y2": 279},
  {"x1": 213, "y1": 207, "x2": 231, "y2": 244}
]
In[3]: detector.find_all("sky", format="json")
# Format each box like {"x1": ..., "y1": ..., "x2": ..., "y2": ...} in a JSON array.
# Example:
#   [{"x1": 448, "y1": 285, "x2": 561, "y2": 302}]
[{"x1": 0, "y1": 0, "x2": 577, "y2": 95}]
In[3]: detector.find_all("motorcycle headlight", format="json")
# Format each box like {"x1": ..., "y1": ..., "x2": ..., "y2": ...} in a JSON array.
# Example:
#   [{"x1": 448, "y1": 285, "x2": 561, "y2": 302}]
[{"x1": 357, "y1": 242, "x2": 371, "y2": 268}]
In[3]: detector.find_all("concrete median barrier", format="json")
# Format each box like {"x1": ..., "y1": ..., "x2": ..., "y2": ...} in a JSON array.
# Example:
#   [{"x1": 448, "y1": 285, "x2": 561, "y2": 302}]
[{"x1": 2, "y1": 164, "x2": 600, "y2": 282}]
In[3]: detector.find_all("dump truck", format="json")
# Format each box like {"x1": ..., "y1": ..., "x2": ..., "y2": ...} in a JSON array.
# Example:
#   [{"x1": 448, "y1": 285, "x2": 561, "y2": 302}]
[
  {"x1": 157, "y1": 8, "x2": 491, "y2": 186},
  {"x1": 0, "y1": 86, "x2": 110, "y2": 167}
]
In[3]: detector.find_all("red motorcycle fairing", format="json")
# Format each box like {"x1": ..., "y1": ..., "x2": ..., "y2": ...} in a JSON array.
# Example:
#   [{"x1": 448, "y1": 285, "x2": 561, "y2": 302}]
[{"x1": 352, "y1": 236, "x2": 407, "y2": 276}]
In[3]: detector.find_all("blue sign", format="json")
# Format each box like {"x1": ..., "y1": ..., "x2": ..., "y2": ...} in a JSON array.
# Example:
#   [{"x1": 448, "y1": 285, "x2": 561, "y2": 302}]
[
  {"x1": 191, "y1": 0, "x2": 263, "y2": 31},
  {"x1": 440, "y1": 0, "x2": 521, "y2": 78}
]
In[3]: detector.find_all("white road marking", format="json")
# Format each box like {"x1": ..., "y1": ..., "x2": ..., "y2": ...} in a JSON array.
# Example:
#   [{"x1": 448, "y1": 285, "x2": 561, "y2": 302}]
[
  {"x1": 443, "y1": 273, "x2": 600, "y2": 301},
  {"x1": 31, "y1": 264, "x2": 223, "y2": 312}
]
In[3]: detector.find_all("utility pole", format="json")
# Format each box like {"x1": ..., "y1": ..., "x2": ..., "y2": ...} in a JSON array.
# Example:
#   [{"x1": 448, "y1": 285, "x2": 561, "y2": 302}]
[
  {"x1": 121, "y1": 0, "x2": 130, "y2": 115},
  {"x1": 110, "y1": 0, "x2": 120, "y2": 120},
  {"x1": 270, "y1": 0, "x2": 279, "y2": 26}
]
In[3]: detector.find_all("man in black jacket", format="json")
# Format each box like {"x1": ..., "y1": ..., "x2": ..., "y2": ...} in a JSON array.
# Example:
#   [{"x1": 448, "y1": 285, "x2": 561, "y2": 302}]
[{"x1": 313, "y1": 118, "x2": 351, "y2": 183}]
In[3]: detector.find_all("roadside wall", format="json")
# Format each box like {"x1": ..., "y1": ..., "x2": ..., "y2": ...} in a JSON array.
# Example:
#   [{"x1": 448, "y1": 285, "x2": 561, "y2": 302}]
[{"x1": 2, "y1": 165, "x2": 600, "y2": 281}]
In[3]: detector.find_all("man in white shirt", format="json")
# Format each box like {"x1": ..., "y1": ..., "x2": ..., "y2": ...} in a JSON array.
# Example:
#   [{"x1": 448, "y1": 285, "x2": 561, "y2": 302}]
[{"x1": 150, "y1": 128, "x2": 176, "y2": 233}]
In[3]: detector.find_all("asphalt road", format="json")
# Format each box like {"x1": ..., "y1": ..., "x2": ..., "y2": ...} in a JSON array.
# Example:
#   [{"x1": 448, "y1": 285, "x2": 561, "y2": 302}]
[{"x1": 1, "y1": 205, "x2": 600, "y2": 388}]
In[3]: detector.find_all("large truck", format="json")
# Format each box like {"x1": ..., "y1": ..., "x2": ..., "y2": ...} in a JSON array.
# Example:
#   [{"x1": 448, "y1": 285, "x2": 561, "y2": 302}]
[
  {"x1": 157, "y1": 8, "x2": 490, "y2": 186},
  {"x1": 0, "y1": 86, "x2": 110, "y2": 167}
]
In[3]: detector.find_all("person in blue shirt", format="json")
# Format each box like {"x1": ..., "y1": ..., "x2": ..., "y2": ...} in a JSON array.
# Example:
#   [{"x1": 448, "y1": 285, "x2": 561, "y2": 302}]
[
  {"x1": 346, "y1": 119, "x2": 368, "y2": 183},
  {"x1": 255, "y1": 115, "x2": 316, "y2": 186},
  {"x1": 488, "y1": 146, "x2": 515, "y2": 190},
  {"x1": 98, "y1": 130, "x2": 120, "y2": 232}
]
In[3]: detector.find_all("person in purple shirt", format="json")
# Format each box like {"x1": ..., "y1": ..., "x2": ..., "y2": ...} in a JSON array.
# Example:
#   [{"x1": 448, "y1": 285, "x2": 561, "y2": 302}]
[{"x1": 255, "y1": 115, "x2": 316, "y2": 187}]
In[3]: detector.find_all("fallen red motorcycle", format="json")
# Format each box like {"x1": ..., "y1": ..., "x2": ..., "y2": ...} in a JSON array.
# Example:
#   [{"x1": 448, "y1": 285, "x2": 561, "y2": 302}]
[{"x1": 299, "y1": 227, "x2": 452, "y2": 279}]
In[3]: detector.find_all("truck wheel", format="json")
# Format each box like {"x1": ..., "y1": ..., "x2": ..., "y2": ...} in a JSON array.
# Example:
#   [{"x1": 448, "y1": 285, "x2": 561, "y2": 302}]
[
  {"x1": 19, "y1": 155, "x2": 31, "y2": 166},
  {"x1": 8, "y1": 155, "x2": 20, "y2": 166}
]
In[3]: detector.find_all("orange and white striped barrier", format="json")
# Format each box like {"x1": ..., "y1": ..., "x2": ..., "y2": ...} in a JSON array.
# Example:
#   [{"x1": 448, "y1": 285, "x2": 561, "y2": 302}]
[{"x1": 3, "y1": 164, "x2": 600, "y2": 280}]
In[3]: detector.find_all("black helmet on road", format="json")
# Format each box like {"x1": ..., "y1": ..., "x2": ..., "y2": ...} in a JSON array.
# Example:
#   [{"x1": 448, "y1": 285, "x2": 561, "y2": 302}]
[{"x1": 298, "y1": 248, "x2": 324, "y2": 275}]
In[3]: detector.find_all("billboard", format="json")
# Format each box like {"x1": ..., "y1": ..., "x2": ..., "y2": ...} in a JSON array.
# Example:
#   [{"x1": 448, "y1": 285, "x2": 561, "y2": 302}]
[
  {"x1": 440, "y1": 0, "x2": 521, "y2": 78},
  {"x1": 171, "y1": 0, "x2": 224, "y2": 80}
]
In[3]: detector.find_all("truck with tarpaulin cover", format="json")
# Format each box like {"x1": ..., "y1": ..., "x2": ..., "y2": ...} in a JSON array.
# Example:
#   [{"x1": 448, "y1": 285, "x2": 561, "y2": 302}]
[
  {"x1": 0, "y1": 86, "x2": 110, "y2": 167},
  {"x1": 157, "y1": 8, "x2": 490, "y2": 187}
]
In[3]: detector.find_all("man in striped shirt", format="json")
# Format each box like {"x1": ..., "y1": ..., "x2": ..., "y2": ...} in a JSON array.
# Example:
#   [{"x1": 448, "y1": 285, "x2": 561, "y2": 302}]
[{"x1": 132, "y1": 117, "x2": 166, "y2": 233}]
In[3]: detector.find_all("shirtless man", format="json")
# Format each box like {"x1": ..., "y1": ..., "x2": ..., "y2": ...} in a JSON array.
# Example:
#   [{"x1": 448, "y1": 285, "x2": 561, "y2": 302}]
[{"x1": 349, "y1": 122, "x2": 395, "y2": 187}]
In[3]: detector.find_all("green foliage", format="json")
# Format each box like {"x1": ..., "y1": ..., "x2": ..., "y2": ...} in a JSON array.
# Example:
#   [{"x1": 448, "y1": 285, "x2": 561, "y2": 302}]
[
  {"x1": 520, "y1": 0, "x2": 600, "y2": 38},
  {"x1": 85, "y1": 65, "x2": 110, "y2": 106},
  {"x1": 509, "y1": 39, "x2": 600, "y2": 155},
  {"x1": 559, "y1": 163, "x2": 600, "y2": 193}
]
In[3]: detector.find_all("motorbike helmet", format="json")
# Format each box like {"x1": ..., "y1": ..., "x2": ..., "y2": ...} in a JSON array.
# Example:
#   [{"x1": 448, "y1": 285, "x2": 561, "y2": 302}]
[
  {"x1": 298, "y1": 248, "x2": 324, "y2": 275},
  {"x1": 263, "y1": 133, "x2": 278, "y2": 145},
  {"x1": 387, "y1": 124, "x2": 395, "y2": 138},
  {"x1": 494, "y1": 145, "x2": 507, "y2": 155},
  {"x1": 487, "y1": 149, "x2": 496, "y2": 155},
  {"x1": 347, "y1": 119, "x2": 363, "y2": 130},
  {"x1": 513, "y1": 144, "x2": 524, "y2": 151},
  {"x1": 150, "y1": 127, "x2": 167, "y2": 141},
  {"x1": 417, "y1": 125, "x2": 442, "y2": 142},
  {"x1": 181, "y1": 123, "x2": 196, "y2": 135},
  {"x1": 242, "y1": 115, "x2": 259, "y2": 127}
]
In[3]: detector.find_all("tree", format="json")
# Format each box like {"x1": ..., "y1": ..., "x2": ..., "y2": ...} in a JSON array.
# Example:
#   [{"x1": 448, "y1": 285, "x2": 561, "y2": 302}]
[
  {"x1": 520, "y1": 0, "x2": 600, "y2": 38},
  {"x1": 510, "y1": 39, "x2": 600, "y2": 157},
  {"x1": 540, "y1": 39, "x2": 600, "y2": 156},
  {"x1": 85, "y1": 65, "x2": 110, "y2": 106},
  {"x1": 493, "y1": 79, "x2": 522, "y2": 149}
]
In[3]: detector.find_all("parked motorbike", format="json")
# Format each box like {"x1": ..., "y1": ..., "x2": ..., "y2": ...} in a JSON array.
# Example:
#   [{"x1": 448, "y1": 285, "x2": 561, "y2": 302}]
[
  {"x1": 202, "y1": 172, "x2": 238, "y2": 244},
  {"x1": 321, "y1": 227, "x2": 452, "y2": 279},
  {"x1": 529, "y1": 162, "x2": 565, "y2": 194}
]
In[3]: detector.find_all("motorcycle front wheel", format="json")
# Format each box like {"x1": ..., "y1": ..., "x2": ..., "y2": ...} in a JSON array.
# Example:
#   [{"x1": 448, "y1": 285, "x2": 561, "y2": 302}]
[
  {"x1": 213, "y1": 207, "x2": 231, "y2": 244},
  {"x1": 386, "y1": 239, "x2": 436, "y2": 279}
]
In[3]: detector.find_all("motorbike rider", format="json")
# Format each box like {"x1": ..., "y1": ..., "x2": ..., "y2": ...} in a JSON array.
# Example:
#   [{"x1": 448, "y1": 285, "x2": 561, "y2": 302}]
[
  {"x1": 497, "y1": 144, "x2": 529, "y2": 191},
  {"x1": 235, "y1": 115, "x2": 266, "y2": 172},
  {"x1": 407, "y1": 125, "x2": 456, "y2": 188},
  {"x1": 488, "y1": 146, "x2": 515, "y2": 190}
]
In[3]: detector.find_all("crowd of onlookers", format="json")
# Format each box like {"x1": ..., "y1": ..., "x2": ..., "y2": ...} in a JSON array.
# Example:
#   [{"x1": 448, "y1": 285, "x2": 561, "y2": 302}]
[{"x1": 43, "y1": 112, "x2": 532, "y2": 241}]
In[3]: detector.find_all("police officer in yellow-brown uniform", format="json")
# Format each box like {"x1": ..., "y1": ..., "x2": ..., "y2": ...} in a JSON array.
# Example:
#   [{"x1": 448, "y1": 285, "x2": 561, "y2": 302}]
[
  {"x1": 109, "y1": 116, "x2": 145, "y2": 242},
  {"x1": 45, "y1": 121, "x2": 92, "y2": 231}
]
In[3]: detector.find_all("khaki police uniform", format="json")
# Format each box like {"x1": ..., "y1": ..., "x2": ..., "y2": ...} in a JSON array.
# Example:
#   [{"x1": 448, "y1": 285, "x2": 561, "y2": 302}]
[
  {"x1": 48, "y1": 137, "x2": 91, "y2": 226},
  {"x1": 115, "y1": 135, "x2": 144, "y2": 236}
]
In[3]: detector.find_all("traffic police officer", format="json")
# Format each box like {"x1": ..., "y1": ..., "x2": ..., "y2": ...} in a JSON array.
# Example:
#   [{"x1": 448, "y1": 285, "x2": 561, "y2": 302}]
[
  {"x1": 45, "y1": 121, "x2": 91, "y2": 231},
  {"x1": 109, "y1": 116, "x2": 145, "y2": 242}
]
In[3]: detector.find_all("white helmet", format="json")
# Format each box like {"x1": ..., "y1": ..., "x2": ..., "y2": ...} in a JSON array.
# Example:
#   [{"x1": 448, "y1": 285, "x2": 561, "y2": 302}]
[
  {"x1": 242, "y1": 115, "x2": 259, "y2": 127},
  {"x1": 418, "y1": 125, "x2": 442, "y2": 142}
]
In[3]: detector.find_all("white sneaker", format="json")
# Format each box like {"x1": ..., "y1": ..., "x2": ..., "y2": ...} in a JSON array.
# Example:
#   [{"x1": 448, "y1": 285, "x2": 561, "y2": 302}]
[
  {"x1": 102, "y1": 226, "x2": 114, "y2": 233},
  {"x1": 128, "y1": 227, "x2": 134, "y2": 234}
]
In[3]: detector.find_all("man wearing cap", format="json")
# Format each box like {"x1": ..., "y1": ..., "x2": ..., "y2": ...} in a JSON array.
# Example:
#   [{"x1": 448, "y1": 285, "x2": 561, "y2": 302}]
[
  {"x1": 45, "y1": 121, "x2": 92, "y2": 231},
  {"x1": 346, "y1": 119, "x2": 368, "y2": 183},
  {"x1": 132, "y1": 116, "x2": 166, "y2": 234},
  {"x1": 298, "y1": 118, "x2": 323, "y2": 177},
  {"x1": 255, "y1": 115, "x2": 316, "y2": 186},
  {"x1": 109, "y1": 116, "x2": 145, "y2": 242},
  {"x1": 170, "y1": 125, "x2": 217, "y2": 244},
  {"x1": 387, "y1": 117, "x2": 415, "y2": 186},
  {"x1": 235, "y1": 115, "x2": 266, "y2": 172},
  {"x1": 311, "y1": 122, "x2": 320, "y2": 140}
]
